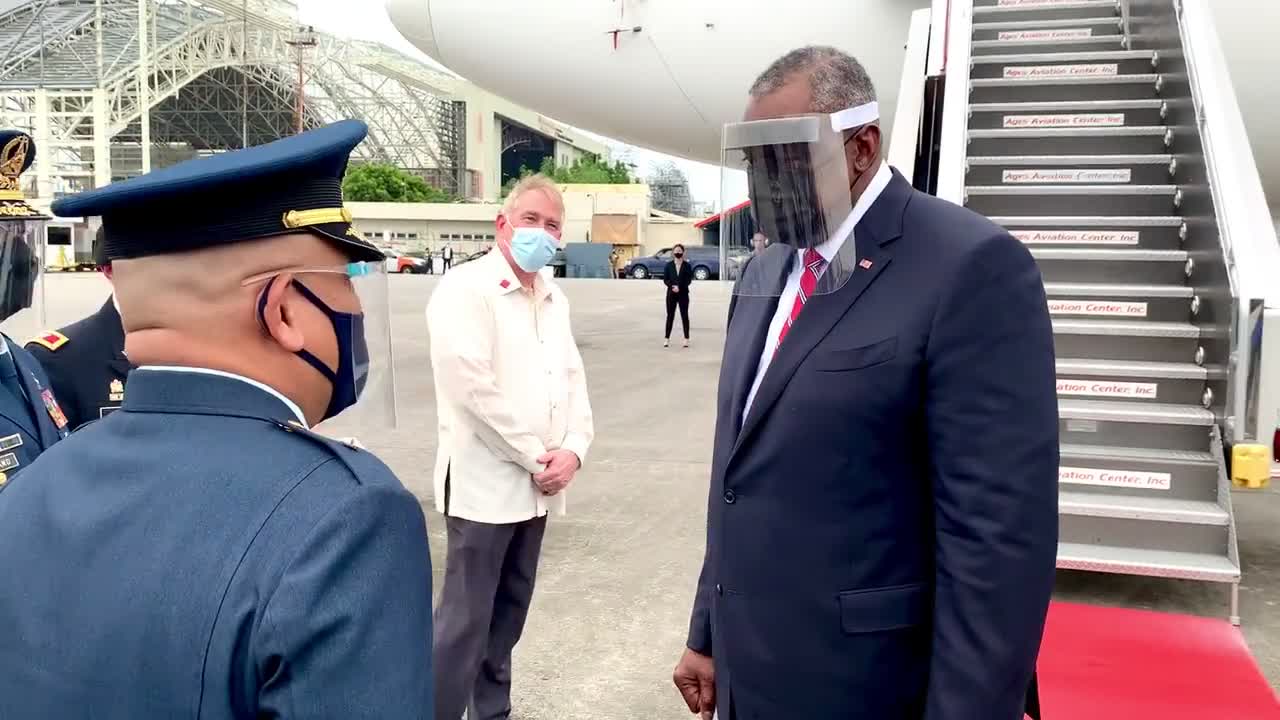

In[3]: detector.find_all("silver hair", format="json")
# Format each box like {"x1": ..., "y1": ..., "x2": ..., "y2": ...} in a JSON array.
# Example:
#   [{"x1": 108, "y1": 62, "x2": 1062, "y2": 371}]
[
  {"x1": 749, "y1": 46, "x2": 877, "y2": 114},
  {"x1": 502, "y1": 174, "x2": 564, "y2": 215}
]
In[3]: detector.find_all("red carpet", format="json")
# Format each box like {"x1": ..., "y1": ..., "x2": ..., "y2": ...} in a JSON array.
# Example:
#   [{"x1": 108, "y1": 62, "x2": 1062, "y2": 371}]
[{"x1": 1039, "y1": 602, "x2": 1280, "y2": 719}]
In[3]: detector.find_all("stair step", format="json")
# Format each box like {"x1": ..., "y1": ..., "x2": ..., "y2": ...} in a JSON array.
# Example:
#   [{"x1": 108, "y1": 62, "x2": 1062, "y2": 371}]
[
  {"x1": 1058, "y1": 398, "x2": 1214, "y2": 426},
  {"x1": 1057, "y1": 358, "x2": 1213, "y2": 381},
  {"x1": 1032, "y1": 247, "x2": 1190, "y2": 284},
  {"x1": 973, "y1": 73, "x2": 1160, "y2": 87},
  {"x1": 973, "y1": 56, "x2": 1159, "y2": 82},
  {"x1": 970, "y1": 154, "x2": 1172, "y2": 165},
  {"x1": 1060, "y1": 443, "x2": 1216, "y2": 466},
  {"x1": 973, "y1": 17, "x2": 1123, "y2": 32},
  {"x1": 972, "y1": 50, "x2": 1155, "y2": 64},
  {"x1": 1059, "y1": 492, "x2": 1228, "y2": 525},
  {"x1": 1057, "y1": 543, "x2": 1239, "y2": 582},
  {"x1": 967, "y1": 126, "x2": 1173, "y2": 155},
  {"x1": 998, "y1": 218, "x2": 1187, "y2": 250},
  {"x1": 969, "y1": 184, "x2": 1177, "y2": 195},
  {"x1": 1054, "y1": 319, "x2": 1206, "y2": 366},
  {"x1": 1045, "y1": 282, "x2": 1192, "y2": 298},
  {"x1": 995, "y1": 215, "x2": 1183, "y2": 227},
  {"x1": 970, "y1": 126, "x2": 1167, "y2": 139},
  {"x1": 967, "y1": 184, "x2": 1181, "y2": 216},
  {"x1": 1054, "y1": 318, "x2": 1200, "y2": 338},
  {"x1": 967, "y1": 99, "x2": 1170, "y2": 129},
  {"x1": 1031, "y1": 248, "x2": 1185, "y2": 261},
  {"x1": 974, "y1": 0, "x2": 1120, "y2": 15},
  {"x1": 970, "y1": 99, "x2": 1165, "y2": 113},
  {"x1": 1045, "y1": 284, "x2": 1194, "y2": 321},
  {"x1": 1058, "y1": 445, "x2": 1220, "y2": 500},
  {"x1": 968, "y1": 156, "x2": 1176, "y2": 185},
  {"x1": 971, "y1": 73, "x2": 1167, "y2": 104},
  {"x1": 972, "y1": 35, "x2": 1128, "y2": 51},
  {"x1": 1056, "y1": 359, "x2": 1218, "y2": 405}
]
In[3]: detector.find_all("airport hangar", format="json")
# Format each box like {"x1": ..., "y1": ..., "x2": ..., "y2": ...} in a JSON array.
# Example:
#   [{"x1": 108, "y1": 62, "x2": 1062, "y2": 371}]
[{"x1": 0, "y1": 0, "x2": 607, "y2": 265}]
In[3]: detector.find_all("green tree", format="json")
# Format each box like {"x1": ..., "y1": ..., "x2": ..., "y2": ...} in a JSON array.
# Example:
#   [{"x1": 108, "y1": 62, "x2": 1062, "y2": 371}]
[
  {"x1": 342, "y1": 163, "x2": 454, "y2": 203},
  {"x1": 500, "y1": 154, "x2": 634, "y2": 197}
]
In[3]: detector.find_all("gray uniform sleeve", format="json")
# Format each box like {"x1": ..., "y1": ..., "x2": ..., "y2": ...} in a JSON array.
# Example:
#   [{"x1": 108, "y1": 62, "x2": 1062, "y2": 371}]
[{"x1": 256, "y1": 480, "x2": 433, "y2": 719}]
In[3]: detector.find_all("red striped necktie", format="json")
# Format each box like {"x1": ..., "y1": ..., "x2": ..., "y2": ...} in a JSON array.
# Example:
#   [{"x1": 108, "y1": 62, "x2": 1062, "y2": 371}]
[{"x1": 776, "y1": 248, "x2": 827, "y2": 349}]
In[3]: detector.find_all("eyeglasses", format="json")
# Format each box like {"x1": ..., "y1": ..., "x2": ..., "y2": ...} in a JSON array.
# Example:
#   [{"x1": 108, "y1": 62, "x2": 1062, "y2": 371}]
[{"x1": 240, "y1": 261, "x2": 377, "y2": 287}]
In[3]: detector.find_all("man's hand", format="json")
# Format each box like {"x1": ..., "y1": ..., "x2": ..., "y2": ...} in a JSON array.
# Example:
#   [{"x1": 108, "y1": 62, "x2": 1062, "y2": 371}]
[
  {"x1": 671, "y1": 286, "x2": 680, "y2": 293},
  {"x1": 532, "y1": 449, "x2": 580, "y2": 496},
  {"x1": 673, "y1": 648, "x2": 716, "y2": 719}
]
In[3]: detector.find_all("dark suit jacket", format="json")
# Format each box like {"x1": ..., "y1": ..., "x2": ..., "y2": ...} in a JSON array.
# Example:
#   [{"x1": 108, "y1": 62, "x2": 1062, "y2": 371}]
[
  {"x1": 0, "y1": 369, "x2": 433, "y2": 718},
  {"x1": 689, "y1": 170, "x2": 1059, "y2": 719},
  {"x1": 25, "y1": 298, "x2": 131, "y2": 430},
  {"x1": 664, "y1": 259, "x2": 694, "y2": 292}
]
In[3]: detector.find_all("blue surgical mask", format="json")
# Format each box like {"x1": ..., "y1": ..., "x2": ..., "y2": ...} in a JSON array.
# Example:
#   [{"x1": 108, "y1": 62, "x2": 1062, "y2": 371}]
[
  {"x1": 509, "y1": 226, "x2": 559, "y2": 272},
  {"x1": 257, "y1": 278, "x2": 368, "y2": 422}
]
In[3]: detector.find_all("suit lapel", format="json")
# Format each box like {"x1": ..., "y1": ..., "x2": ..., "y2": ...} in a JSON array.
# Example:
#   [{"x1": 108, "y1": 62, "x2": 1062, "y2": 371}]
[
  {"x1": 725, "y1": 295, "x2": 780, "y2": 436},
  {"x1": 720, "y1": 247, "x2": 793, "y2": 439},
  {"x1": 730, "y1": 170, "x2": 913, "y2": 460}
]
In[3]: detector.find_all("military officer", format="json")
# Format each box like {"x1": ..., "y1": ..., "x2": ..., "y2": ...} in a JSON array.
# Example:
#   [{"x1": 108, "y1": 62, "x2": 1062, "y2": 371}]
[
  {"x1": 0, "y1": 129, "x2": 70, "y2": 484},
  {"x1": 0, "y1": 120, "x2": 433, "y2": 718},
  {"x1": 26, "y1": 227, "x2": 131, "y2": 429}
]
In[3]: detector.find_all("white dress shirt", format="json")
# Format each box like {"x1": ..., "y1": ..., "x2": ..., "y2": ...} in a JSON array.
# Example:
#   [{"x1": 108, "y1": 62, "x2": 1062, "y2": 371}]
[
  {"x1": 138, "y1": 365, "x2": 309, "y2": 427},
  {"x1": 742, "y1": 163, "x2": 894, "y2": 420},
  {"x1": 426, "y1": 250, "x2": 594, "y2": 524}
]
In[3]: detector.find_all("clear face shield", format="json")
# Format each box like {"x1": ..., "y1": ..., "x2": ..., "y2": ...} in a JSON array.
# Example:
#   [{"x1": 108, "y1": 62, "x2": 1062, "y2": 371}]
[
  {"x1": 246, "y1": 259, "x2": 397, "y2": 430},
  {"x1": 335, "y1": 260, "x2": 396, "y2": 430},
  {"x1": 721, "y1": 102, "x2": 879, "y2": 298},
  {"x1": 0, "y1": 217, "x2": 47, "y2": 331}
]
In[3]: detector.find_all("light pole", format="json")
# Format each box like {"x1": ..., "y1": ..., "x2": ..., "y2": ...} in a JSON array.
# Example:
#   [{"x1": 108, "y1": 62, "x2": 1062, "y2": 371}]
[{"x1": 285, "y1": 26, "x2": 318, "y2": 135}]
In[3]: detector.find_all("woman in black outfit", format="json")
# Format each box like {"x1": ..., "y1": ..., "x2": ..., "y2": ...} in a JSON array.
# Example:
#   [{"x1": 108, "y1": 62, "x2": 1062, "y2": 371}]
[{"x1": 663, "y1": 243, "x2": 694, "y2": 348}]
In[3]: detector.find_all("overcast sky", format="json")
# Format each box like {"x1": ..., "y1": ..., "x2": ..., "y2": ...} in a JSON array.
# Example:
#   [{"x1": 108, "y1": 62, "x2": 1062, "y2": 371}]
[{"x1": 294, "y1": 0, "x2": 723, "y2": 207}]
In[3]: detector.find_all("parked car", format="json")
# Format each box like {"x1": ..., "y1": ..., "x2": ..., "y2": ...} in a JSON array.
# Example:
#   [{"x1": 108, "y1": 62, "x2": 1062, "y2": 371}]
[
  {"x1": 452, "y1": 249, "x2": 490, "y2": 269},
  {"x1": 624, "y1": 245, "x2": 722, "y2": 281},
  {"x1": 380, "y1": 248, "x2": 429, "y2": 274}
]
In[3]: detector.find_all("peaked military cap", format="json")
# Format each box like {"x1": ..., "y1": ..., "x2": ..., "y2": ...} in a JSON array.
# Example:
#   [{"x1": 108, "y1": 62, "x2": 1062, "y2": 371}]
[
  {"x1": 0, "y1": 130, "x2": 45, "y2": 221},
  {"x1": 51, "y1": 119, "x2": 381, "y2": 262}
]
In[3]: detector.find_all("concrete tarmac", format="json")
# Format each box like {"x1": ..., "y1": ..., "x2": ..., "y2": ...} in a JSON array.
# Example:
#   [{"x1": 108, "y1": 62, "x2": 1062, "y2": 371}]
[{"x1": 7, "y1": 273, "x2": 1278, "y2": 717}]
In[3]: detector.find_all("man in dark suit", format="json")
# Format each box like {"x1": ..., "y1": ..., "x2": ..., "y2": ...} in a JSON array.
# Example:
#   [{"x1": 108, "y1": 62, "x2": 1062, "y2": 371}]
[
  {"x1": 26, "y1": 228, "x2": 132, "y2": 429},
  {"x1": 672, "y1": 46, "x2": 1058, "y2": 720}
]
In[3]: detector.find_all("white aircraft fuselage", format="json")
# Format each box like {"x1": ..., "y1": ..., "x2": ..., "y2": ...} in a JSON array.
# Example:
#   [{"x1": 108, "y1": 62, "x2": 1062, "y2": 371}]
[{"x1": 386, "y1": 0, "x2": 1280, "y2": 208}]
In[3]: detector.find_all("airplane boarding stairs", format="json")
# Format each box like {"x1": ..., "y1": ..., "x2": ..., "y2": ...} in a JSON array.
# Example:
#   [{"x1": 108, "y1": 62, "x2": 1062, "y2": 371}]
[{"x1": 924, "y1": 0, "x2": 1280, "y2": 622}]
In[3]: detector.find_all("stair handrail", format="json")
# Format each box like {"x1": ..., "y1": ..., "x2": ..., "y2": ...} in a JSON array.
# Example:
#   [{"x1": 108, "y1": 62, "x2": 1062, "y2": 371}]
[
  {"x1": 1119, "y1": 0, "x2": 1133, "y2": 44},
  {"x1": 888, "y1": 7, "x2": 934, "y2": 184},
  {"x1": 935, "y1": 0, "x2": 974, "y2": 206},
  {"x1": 1176, "y1": 0, "x2": 1280, "y2": 446}
]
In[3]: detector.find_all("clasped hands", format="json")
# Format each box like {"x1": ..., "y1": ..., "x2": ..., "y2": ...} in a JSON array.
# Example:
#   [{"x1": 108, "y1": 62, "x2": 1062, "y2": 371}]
[{"x1": 533, "y1": 449, "x2": 580, "y2": 496}]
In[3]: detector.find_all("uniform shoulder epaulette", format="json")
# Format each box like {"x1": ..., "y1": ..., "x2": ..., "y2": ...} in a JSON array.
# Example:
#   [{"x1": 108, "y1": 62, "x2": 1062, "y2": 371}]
[
  {"x1": 25, "y1": 330, "x2": 69, "y2": 352},
  {"x1": 273, "y1": 419, "x2": 386, "y2": 485}
]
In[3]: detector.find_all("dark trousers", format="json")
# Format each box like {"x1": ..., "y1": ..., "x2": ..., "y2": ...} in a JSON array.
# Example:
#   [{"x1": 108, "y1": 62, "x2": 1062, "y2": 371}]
[
  {"x1": 433, "y1": 515, "x2": 548, "y2": 720},
  {"x1": 665, "y1": 291, "x2": 690, "y2": 340}
]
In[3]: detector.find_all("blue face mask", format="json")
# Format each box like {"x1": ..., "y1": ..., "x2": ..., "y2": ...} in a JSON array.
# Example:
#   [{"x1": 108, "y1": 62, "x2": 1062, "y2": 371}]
[
  {"x1": 257, "y1": 278, "x2": 368, "y2": 422},
  {"x1": 509, "y1": 226, "x2": 559, "y2": 272}
]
